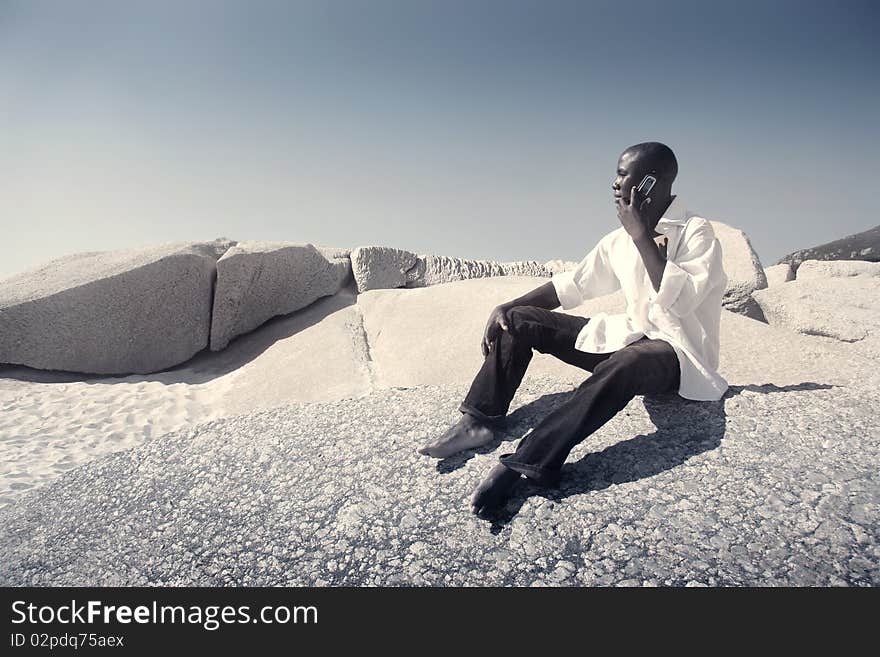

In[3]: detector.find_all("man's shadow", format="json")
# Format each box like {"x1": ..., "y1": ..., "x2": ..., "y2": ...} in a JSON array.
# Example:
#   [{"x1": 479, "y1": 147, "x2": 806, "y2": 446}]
[{"x1": 436, "y1": 381, "x2": 836, "y2": 530}]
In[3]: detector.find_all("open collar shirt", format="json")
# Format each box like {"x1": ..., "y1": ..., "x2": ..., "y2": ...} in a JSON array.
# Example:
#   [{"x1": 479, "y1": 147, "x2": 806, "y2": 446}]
[{"x1": 550, "y1": 195, "x2": 729, "y2": 401}]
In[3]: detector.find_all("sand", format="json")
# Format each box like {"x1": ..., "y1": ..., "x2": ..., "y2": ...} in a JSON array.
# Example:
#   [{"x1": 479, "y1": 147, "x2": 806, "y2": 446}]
[{"x1": 0, "y1": 370, "x2": 231, "y2": 507}]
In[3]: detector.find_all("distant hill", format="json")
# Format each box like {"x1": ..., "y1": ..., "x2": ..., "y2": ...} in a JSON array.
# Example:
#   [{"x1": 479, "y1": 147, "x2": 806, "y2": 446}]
[{"x1": 775, "y1": 224, "x2": 880, "y2": 274}]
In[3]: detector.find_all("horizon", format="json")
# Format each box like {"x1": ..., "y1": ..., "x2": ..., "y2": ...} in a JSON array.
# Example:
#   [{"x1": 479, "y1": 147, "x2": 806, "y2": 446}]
[{"x1": 2, "y1": 0, "x2": 878, "y2": 280}]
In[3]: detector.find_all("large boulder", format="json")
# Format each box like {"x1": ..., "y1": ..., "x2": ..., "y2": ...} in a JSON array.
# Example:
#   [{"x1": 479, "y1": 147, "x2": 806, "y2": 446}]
[
  {"x1": 752, "y1": 276, "x2": 880, "y2": 358},
  {"x1": 795, "y1": 259, "x2": 880, "y2": 281},
  {"x1": 763, "y1": 263, "x2": 795, "y2": 287},
  {"x1": 0, "y1": 240, "x2": 232, "y2": 374},
  {"x1": 776, "y1": 224, "x2": 880, "y2": 275},
  {"x1": 709, "y1": 221, "x2": 768, "y2": 321},
  {"x1": 357, "y1": 278, "x2": 629, "y2": 390},
  {"x1": 350, "y1": 246, "x2": 420, "y2": 292},
  {"x1": 210, "y1": 242, "x2": 351, "y2": 351}
]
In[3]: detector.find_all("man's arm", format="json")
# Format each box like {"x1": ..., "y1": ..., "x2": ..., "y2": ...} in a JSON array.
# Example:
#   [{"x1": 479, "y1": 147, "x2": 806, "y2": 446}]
[
  {"x1": 481, "y1": 281, "x2": 560, "y2": 356},
  {"x1": 480, "y1": 232, "x2": 621, "y2": 355},
  {"x1": 633, "y1": 234, "x2": 667, "y2": 293},
  {"x1": 499, "y1": 280, "x2": 560, "y2": 312},
  {"x1": 616, "y1": 185, "x2": 668, "y2": 292}
]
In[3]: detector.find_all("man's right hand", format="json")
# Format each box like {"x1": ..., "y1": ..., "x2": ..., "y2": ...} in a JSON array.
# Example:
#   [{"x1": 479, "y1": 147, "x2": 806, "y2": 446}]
[{"x1": 482, "y1": 305, "x2": 511, "y2": 357}]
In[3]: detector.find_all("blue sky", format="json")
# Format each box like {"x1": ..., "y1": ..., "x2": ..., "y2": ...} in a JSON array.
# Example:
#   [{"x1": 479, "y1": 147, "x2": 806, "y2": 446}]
[{"x1": 1, "y1": 0, "x2": 878, "y2": 279}]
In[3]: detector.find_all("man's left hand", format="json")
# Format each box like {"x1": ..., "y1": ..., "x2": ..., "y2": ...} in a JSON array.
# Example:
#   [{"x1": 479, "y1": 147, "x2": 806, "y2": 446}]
[{"x1": 616, "y1": 184, "x2": 651, "y2": 241}]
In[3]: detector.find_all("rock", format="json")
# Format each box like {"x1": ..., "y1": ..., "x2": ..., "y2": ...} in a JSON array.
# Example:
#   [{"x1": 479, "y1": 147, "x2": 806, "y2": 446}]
[
  {"x1": 209, "y1": 242, "x2": 352, "y2": 351},
  {"x1": 776, "y1": 224, "x2": 880, "y2": 274},
  {"x1": 403, "y1": 255, "x2": 503, "y2": 288},
  {"x1": 764, "y1": 263, "x2": 795, "y2": 287},
  {"x1": 356, "y1": 277, "x2": 609, "y2": 389},
  {"x1": 191, "y1": 237, "x2": 238, "y2": 260},
  {"x1": 219, "y1": 280, "x2": 628, "y2": 413},
  {"x1": 221, "y1": 265, "x2": 869, "y2": 406},
  {"x1": 499, "y1": 261, "x2": 550, "y2": 277},
  {"x1": 0, "y1": 241, "x2": 223, "y2": 374},
  {"x1": 795, "y1": 259, "x2": 880, "y2": 281},
  {"x1": 350, "y1": 245, "x2": 551, "y2": 292},
  {"x1": 316, "y1": 246, "x2": 353, "y2": 289},
  {"x1": 709, "y1": 221, "x2": 768, "y2": 321},
  {"x1": 404, "y1": 255, "x2": 549, "y2": 288},
  {"x1": 216, "y1": 288, "x2": 372, "y2": 414},
  {"x1": 314, "y1": 245, "x2": 352, "y2": 262},
  {"x1": 722, "y1": 295, "x2": 767, "y2": 323},
  {"x1": 350, "y1": 246, "x2": 420, "y2": 293},
  {"x1": 752, "y1": 276, "x2": 880, "y2": 354},
  {"x1": 355, "y1": 274, "x2": 879, "y2": 394}
]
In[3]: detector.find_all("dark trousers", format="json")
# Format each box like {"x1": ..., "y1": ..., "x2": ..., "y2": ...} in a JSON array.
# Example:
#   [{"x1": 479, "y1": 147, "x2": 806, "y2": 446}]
[{"x1": 459, "y1": 305, "x2": 680, "y2": 487}]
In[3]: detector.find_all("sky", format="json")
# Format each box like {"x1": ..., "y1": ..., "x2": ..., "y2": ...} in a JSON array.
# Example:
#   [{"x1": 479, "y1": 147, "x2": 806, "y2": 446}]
[{"x1": 1, "y1": 0, "x2": 878, "y2": 279}]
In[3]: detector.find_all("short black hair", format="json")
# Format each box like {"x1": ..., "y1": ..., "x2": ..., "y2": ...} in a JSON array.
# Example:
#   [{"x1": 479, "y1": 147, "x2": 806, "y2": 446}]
[{"x1": 623, "y1": 142, "x2": 678, "y2": 183}]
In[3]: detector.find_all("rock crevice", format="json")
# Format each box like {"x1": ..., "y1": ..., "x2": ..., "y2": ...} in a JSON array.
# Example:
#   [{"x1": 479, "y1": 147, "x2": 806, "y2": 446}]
[{"x1": 348, "y1": 302, "x2": 378, "y2": 391}]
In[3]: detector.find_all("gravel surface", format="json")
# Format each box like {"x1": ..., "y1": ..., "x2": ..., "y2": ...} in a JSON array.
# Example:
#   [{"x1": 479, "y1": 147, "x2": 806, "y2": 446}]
[{"x1": 1, "y1": 375, "x2": 878, "y2": 586}]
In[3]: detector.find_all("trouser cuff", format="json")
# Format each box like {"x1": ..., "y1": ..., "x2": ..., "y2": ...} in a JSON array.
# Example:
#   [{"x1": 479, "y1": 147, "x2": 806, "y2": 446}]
[
  {"x1": 459, "y1": 402, "x2": 507, "y2": 428},
  {"x1": 498, "y1": 454, "x2": 561, "y2": 487}
]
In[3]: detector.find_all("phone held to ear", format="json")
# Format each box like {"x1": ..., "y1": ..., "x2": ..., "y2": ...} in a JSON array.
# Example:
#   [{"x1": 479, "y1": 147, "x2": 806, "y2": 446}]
[
  {"x1": 637, "y1": 175, "x2": 666, "y2": 251},
  {"x1": 636, "y1": 174, "x2": 657, "y2": 197}
]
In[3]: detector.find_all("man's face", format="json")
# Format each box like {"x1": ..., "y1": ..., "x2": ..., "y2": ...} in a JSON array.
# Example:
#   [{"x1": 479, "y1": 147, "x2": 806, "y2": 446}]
[{"x1": 612, "y1": 150, "x2": 646, "y2": 205}]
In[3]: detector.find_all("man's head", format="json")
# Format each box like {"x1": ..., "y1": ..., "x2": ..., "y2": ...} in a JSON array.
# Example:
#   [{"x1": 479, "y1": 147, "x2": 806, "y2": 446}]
[{"x1": 612, "y1": 142, "x2": 678, "y2": 205}]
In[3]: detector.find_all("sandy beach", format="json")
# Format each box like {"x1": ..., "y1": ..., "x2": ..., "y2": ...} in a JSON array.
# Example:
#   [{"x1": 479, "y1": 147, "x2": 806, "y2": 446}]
[{"x1": 0, "y1": 369, "x2": 231, "y2": 507}]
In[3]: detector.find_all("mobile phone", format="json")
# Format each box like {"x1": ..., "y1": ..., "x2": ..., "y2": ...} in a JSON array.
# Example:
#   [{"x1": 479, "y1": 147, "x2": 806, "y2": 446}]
[{"x1": 637, "y1": 174, "x2": 657, "y2": 197}]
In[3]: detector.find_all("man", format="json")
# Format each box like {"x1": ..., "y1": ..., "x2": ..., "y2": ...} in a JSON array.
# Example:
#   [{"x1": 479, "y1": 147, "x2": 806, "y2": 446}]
[{"x1": 418, "y1": 142, "x2": 729, "y2": 516}]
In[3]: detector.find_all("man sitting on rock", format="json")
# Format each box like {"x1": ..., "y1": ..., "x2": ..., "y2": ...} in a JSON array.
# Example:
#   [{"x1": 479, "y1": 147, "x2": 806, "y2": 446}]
[{"x1": 418, "y1": 142, "x2": 729, "y2": 515}]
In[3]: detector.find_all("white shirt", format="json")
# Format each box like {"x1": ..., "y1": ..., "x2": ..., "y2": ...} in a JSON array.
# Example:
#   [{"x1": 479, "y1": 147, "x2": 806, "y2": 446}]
[{"x1": 551, "y1": 195, "x2": 729, "y2": 401}]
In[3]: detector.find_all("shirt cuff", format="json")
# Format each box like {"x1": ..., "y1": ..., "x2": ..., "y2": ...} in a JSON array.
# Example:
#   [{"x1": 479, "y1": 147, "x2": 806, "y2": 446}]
[
  {"x1": 648, "y1": 259, "x2": 689, "y2": 313},
  {"x1": 551, "y1": 269, "x2": 582, "y2": 310}
]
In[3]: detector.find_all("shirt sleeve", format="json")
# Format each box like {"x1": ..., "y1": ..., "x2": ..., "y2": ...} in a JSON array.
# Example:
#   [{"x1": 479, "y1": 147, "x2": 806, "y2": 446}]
[
  {"x1": 551, "y1": 234, "x2": 621, "y2": 310},
  {"x1": 648, "y1": 218, "x2": 724, "y2": 318}
]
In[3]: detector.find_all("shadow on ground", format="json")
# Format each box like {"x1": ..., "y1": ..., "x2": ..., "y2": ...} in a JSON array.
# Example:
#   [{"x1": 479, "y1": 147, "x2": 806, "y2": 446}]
[{"x1": 435, "y1": 381, "x2": 837, "y2": 530}]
